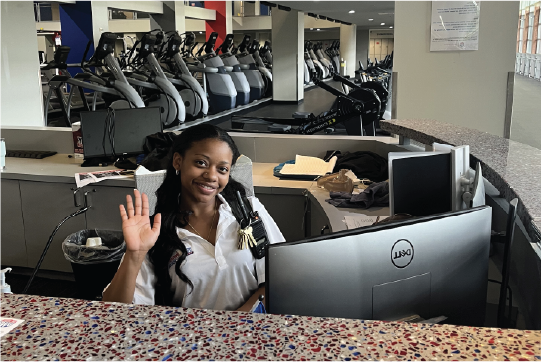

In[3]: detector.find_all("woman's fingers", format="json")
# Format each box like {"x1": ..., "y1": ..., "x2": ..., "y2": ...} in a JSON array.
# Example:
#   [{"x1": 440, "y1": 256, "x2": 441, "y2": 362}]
[
  {"x1": 134, "y1": 189, "x2": 142, "y2": 216},
  {"x1": 119, "y1": 204, "x2": 128, "y2": 221},
  {"x1": 152, "y1": 213, "x2": 162, "y2": 234},
  {"x1": 126, "y1": 194, "x2": 134, "y2": 218},
  {"x1": 141, "y1": 192, "x2": 150, "y2": 216}
]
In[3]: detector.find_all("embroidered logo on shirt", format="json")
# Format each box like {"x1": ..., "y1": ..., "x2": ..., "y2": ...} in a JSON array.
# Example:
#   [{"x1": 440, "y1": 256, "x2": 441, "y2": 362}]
[{"x1": 168, "y1": 248, "x2": 193, "y2": 269}]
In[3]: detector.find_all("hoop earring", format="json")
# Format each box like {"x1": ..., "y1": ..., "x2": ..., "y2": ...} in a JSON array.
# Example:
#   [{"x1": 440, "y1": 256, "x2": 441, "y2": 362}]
[{"x1": 176, "y1": 170, "x2": 179, "y2": 176}]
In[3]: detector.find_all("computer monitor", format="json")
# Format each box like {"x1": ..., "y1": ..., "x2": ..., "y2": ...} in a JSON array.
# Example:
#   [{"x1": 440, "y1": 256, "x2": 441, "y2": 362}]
[
  {"x1": 266, "y1": 206, "x2": 491, "y2": 326},
  {"x1": 389, "y1": 152, "x2": 452, "y2": 216},
  {"x1": 80, "y1": 107, "x2": 162, "y2": 159},
  {"x1": 388, "y1": 146, "x2": 485, "y2": 216}
]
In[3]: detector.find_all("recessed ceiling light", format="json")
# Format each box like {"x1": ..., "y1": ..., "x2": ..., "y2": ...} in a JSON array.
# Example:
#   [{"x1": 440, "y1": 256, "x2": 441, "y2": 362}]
[
  {"x1": 199, "y1": 31, "x2": 203, "y2": 34},
  {"x1": 380, "y1": 23, "x2": 385, "y2": 26},
  {"x1": 349, "y1": 10, "x2": 355, "y2": 14},
  {"x1": 368, "y1": 18, "x2": 374, "y2": 21},
  {"x1": 389, "y1": 26, "x2": 393, "y2": 29},
  {"x1": 310, "y1": 28, "x2": 314, "y2": 30},
  {"x1": 317, "y1": 28, "x2": 321, "y2": 31}
]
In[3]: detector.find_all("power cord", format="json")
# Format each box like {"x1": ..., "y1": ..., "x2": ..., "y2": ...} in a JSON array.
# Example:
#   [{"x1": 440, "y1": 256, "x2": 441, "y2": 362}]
[
  {"x1": 22, "y1": 206, "x2": 90, "y2": 294},
  {"x1": 102, "y1": 108, "x2": 117, "y2": 160}
]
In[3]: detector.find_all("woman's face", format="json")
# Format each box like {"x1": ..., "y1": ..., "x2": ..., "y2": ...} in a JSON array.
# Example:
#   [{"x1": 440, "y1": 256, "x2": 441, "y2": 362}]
[{"x1": 173, "y1": 139, "x2": 234, "y2": 205}]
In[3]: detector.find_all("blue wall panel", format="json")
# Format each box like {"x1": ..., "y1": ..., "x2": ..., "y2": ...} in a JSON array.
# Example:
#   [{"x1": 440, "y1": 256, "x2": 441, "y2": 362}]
[{"x1": 59, "y1": 2, "x2": 94, "y2": 77}]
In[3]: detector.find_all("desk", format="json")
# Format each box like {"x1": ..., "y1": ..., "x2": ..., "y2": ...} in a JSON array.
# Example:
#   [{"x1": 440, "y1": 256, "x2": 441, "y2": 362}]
[
  {"x1": 1, "y1": 155, "x2": 388, "y2": 272},
  {"x1": 2, "y1": 294, "x2": 540, "y2": 361}
]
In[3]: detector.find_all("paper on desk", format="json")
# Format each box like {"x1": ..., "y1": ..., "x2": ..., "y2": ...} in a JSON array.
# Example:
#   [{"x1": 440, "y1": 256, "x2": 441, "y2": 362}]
[
  {"x1": 344, "y1": 214, "x2": 378, "y2": 230},
  {"x1": 0, "y1": 317, "x2": 24, "y2": 337},
  {"x1": 75, "y1": 170, "x2": 126, "y2": 188},
  {"x1": 279, "y1": 155, "x2": 337, "y2": 176}
]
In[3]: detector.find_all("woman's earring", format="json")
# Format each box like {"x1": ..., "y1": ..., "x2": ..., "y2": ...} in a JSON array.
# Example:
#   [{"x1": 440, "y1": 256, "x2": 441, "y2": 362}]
[{"x1": 176, "y1": 170, "x2": 179, "y2": 176}]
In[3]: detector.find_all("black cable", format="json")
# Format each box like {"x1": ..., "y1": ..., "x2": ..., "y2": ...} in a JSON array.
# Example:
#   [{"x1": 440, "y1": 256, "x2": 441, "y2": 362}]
[
  {"x1": 22, "y1": 206, "x2": 89, "y2": 294},
  {"x1": 108, "y1": 108, "x2": 116, "y2": 159}
]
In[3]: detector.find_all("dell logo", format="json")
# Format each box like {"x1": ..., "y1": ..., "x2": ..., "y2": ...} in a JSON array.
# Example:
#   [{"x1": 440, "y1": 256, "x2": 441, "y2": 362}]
[{"x1": 391, "y1": 239, "x2": 414, "y2": 268}]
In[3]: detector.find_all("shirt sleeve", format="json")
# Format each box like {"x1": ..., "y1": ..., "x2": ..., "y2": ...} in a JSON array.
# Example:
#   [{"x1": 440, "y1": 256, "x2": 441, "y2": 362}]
[
  {"x1": 248, "y1": 196, "x2": 286, "y2": 286},
  {"x1": 101, "y1": 253, "x2": 156, "y2": 305},
  {"x1": 132, "y1": 254, "x2": 157, "y2": 305}
]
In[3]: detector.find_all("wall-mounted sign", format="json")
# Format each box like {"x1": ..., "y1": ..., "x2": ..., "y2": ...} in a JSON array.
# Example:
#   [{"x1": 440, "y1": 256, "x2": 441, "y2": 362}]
[
  {"x1": 430, "y1": 1, "x2": 480, "y2": 51},
  {"x1": 370, "y1": 29, "x2": 394, "y2": 39}
]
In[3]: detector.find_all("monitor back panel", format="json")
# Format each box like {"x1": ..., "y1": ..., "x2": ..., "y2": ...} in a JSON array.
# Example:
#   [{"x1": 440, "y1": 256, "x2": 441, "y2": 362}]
[
  {"x1": 80, "y1": 108, "x2": 162, "y2": 159},
  {"x1": 392, "y1": 153, "x2": 451, "y2": 217},
  {"x1": 266, "y1": 206, "x2": 491, "y2": 326}
]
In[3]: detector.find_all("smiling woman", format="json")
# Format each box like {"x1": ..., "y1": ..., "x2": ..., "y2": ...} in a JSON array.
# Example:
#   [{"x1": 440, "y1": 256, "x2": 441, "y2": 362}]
[{"x1": 102, "y1": 124, "x2": 285, "y2": 311}]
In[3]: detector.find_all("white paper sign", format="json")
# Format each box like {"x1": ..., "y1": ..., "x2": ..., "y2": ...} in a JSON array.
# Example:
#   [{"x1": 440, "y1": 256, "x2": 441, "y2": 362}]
[
  {"x1": 430, "y1": 1, "x2": 481, "y2": 51},
  {"x1": 0, "y1": 317, "x2": 24, "y2": 337}
]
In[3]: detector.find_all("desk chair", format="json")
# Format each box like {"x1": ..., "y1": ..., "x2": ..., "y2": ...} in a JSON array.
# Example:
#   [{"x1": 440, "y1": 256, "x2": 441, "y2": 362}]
[{"x1": 135, "y1": 155, "x2": 255, "y2": 215}]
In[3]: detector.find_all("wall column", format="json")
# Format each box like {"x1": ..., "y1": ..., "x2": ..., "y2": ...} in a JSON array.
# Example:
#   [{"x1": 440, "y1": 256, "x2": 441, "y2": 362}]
[
  {"x1": 393, "y1": 1, "x2": 519, "y2": 137},
  {"x1": 204, "y1": 1, "x2": 232, "y2": 45},
  {"x1": 272, "y1": 8, "x2": 304, "y2": 102},
  {"x1": 356, "y1": 29, "x2": 370, "y2": 69},
  {"x1": 1, "y1": 1, "x2": 44, "y2": 126},
  {"x1": 340, "y1": 23, "x2": 357, "y2": 78},
  {"x1": 90, "y1": 1, "x2": 109, "y2": 47}
]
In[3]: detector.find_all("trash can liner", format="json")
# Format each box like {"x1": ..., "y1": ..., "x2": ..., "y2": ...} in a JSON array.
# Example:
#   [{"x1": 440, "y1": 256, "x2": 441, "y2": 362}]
[{"x1": 62, "y1": 230, "x2": 125, "y2": 265}]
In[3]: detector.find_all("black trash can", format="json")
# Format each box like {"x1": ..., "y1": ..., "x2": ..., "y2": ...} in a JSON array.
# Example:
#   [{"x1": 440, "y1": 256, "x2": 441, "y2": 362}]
[{"x1": 62, "y1": 230, "x2": 125, "y2": 301}]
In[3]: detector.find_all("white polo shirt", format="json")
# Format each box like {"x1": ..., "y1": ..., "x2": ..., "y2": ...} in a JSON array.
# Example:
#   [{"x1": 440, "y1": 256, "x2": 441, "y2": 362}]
[{"x1": 132, "y1": 194, "x2": 285, "y2": 310}]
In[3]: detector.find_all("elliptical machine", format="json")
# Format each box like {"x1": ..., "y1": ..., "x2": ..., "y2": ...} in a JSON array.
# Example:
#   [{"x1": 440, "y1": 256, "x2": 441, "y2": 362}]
[
  {"x1": 247, "y1": 39, "x2": 273, "y2": 95},
  {"x1": 156, "y1": 31, "x2": 209, "y2": 119},
  {"x1": 197, "y1": 32, "x2": 249, "y2": 107},
  {"x1": 44, "y1": 32, "x2": 145, "y2": 126},
  {"x1": 306, "y1": 41, "x2": 329, "y2": 78},
  {"x1": 120, "y1": 31, "x2": 185, "y2": 127},
  {"x1": 217, "y1": 34, "x2": 265, "y2": 103}
]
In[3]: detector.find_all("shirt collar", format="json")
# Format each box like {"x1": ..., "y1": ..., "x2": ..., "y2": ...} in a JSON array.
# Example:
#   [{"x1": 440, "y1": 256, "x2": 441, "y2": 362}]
[{"x1": 176, "y1": 194, "x2": 237, "y2": 239}]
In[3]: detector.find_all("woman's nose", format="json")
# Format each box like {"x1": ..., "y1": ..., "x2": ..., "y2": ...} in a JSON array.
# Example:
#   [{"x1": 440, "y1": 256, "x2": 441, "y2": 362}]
[{"x1": 203, "y1": 169, "x2": 218, "y2": 180}]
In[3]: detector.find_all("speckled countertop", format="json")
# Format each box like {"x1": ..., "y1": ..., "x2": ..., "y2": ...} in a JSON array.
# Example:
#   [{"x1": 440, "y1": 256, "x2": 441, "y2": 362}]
[
  {"x1": 1, "y1": 294, "x2": 540, "y2": 361},
  {"x1": 380, "y1": 119, "x2": 541, "y2": 245}
]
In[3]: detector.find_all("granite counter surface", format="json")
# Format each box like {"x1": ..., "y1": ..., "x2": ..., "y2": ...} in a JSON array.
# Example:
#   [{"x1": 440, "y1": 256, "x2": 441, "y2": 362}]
[
  {"x1": 380, "y1": 119, "x2": 541, "y2": 245},
  {"x1": 1, "y1": 294, "x2": 540, "y2": 361}
]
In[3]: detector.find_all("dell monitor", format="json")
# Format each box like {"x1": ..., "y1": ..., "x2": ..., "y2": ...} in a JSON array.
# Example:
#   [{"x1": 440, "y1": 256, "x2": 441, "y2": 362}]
[
  {"x1": 80, "y1": 107, "x2": 162, "y2": 160},
  {"x1": 266, "y1": 206, "x2": 491, "y2": 326}
]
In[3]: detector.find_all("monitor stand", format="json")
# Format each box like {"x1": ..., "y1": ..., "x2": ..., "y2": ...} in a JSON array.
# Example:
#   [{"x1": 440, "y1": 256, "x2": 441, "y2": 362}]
[
  {"x1": 114, "y1": 156, "x2": 138, "y2": 170},
  {"x1": 81, "y1": 156, "x2": 115, "y2": 167}
]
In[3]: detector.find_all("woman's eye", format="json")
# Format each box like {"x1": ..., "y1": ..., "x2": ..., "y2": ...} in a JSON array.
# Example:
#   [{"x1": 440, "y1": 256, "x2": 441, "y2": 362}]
[
  {"x1": 196, "y1": 160, "x2": 207, "y2": 166},
  {"x1": 219, "y1": 167, "x2": 229, "y2": 173}
]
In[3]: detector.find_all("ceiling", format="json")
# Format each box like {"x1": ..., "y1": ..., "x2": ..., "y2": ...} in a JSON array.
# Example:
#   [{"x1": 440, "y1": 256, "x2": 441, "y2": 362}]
[{"x1": 271, "y1": 1, "x2": 395, "y2": 29}]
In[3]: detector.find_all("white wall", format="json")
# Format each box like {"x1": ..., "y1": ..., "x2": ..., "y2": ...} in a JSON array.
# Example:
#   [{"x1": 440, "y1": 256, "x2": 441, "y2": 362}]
[
  {"x1": 1, "y1": 2, "x2": 44, "y2": 127},
  {"x1": 233, "y1": 15, "x2": 272, "y2": 31},
  {"x1": 394, "y1": 1, "x2": 519, "y2": 137},
  {"x1": 107, "y1": 1, "x2": 163, "y2": 14}
]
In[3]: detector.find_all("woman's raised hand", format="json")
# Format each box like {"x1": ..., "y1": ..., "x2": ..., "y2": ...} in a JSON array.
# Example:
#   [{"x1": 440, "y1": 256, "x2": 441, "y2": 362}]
[{"x1": 119, "y1": 189, "x2": 161, "y2": 254}]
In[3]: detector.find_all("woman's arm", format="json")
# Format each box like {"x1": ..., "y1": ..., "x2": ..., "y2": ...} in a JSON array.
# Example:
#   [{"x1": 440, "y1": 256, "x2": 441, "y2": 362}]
[
  {"x1": 236, "y1": 286, "x2": 266, "y2": 312},
  {"x1": 102, "y1": 190, "x2": 161, "y2": 303},
  {"x1": 102, "y1": 251, "x2": 148, "y2": 303}
]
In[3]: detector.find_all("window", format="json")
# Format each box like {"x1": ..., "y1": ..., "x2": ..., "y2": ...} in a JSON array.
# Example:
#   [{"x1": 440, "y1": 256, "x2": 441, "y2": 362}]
[
  {"x1": 519, "y1": 15, "x2": 525, "y2": 53},
  {"x1": 538, "y1": 26, "x2": 541, "y2": 54}
]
